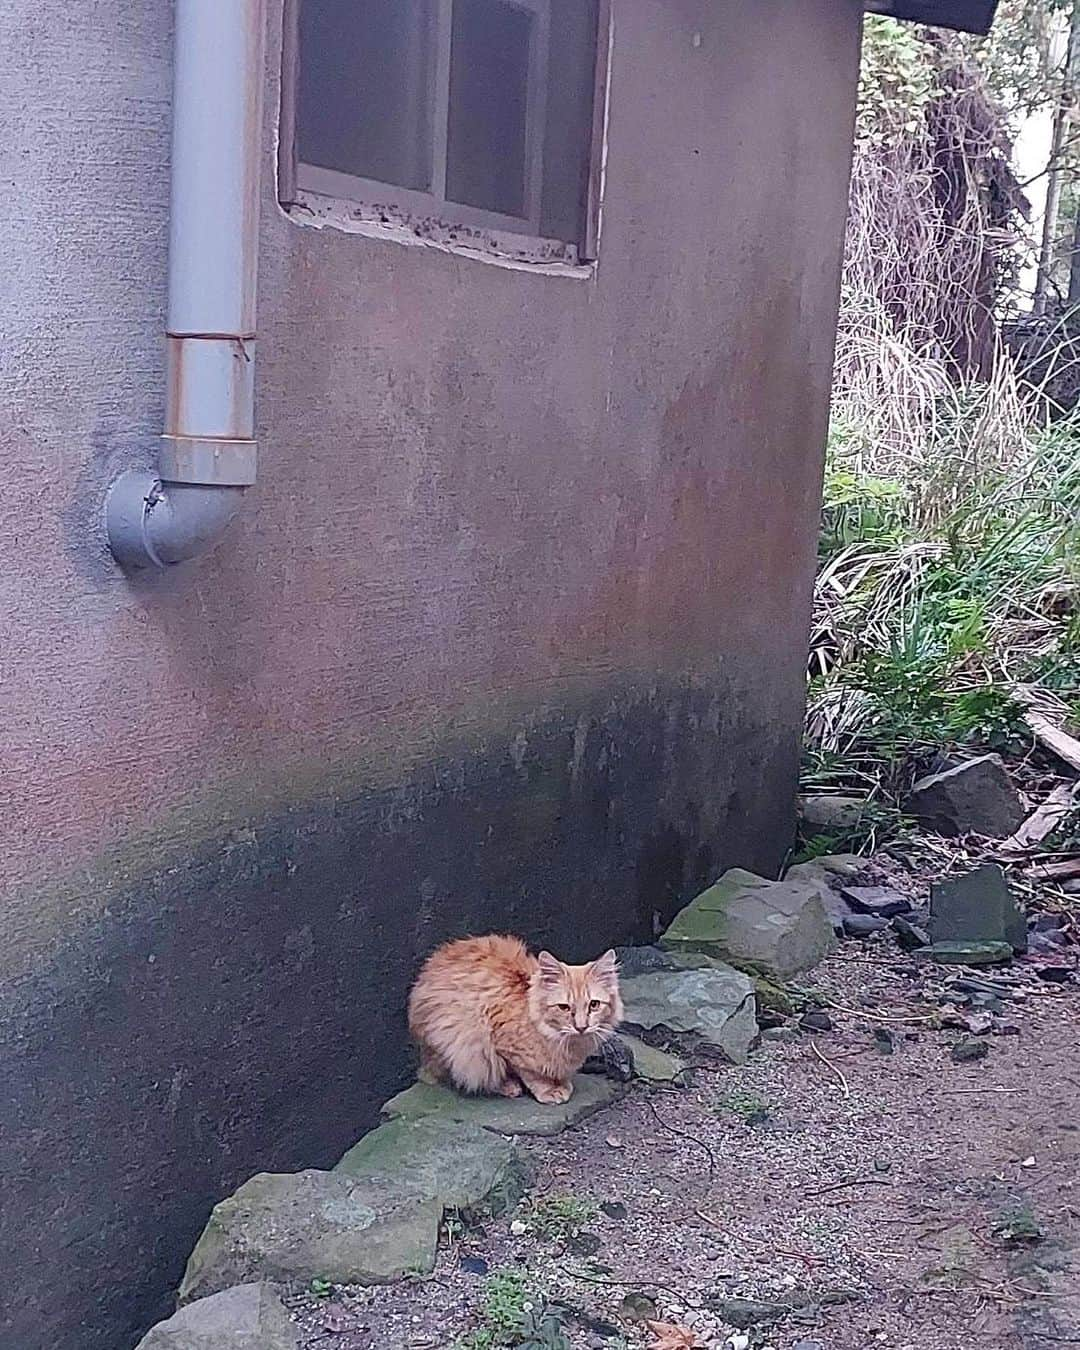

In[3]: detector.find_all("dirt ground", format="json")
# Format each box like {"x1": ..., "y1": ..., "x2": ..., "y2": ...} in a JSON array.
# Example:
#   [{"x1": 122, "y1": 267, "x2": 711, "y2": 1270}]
[{"x1": 287, "y1": 945, "x2": 1080, "y2": 1350}]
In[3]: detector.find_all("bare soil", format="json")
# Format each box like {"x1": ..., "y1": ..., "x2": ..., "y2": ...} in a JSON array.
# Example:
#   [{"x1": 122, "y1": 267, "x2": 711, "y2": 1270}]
[{"x1": 288, "y1": 947, "x2": 1080, "y2": 1350}]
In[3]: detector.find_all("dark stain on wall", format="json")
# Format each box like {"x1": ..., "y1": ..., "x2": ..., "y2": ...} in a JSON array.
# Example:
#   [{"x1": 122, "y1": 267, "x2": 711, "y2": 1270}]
[{"x1": 0, "y1": 678, "x2": 796, "y2": 1350}]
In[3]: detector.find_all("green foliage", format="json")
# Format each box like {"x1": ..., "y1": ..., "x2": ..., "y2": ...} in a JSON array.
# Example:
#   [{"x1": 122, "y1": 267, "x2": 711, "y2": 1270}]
[
  {"x1": 455, "y1": 1269, "x2": 570, "y2": 1350},
  {"x1": 716, "y1": 1089, "x2": 772, "y2": 1125},
  {"x1": 857, "y1": 17, "x2": 936, "y2": 146},
  {"x1": 807, "y1": 403, "x2": 1080, "y2": 801},
  {"x1": 527, "y1": 1193, "x2": 600, "y2": 1242}
]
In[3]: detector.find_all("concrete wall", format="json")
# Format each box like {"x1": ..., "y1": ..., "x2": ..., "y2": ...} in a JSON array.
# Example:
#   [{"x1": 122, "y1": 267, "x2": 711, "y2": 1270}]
[{"x1": 0, "y1": 1, "x2": 861, "y2": 1345}]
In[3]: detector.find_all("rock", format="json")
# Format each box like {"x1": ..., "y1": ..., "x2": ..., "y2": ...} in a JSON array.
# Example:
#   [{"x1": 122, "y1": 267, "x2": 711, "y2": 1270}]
[
  {"x1": 334, "y1": 1117, "x2": 525, "y2": 1215},
  {"x1": 873, "y1": 1027, "x2": 896, "y2": 1054},
  {"x1": 1032, "y1": 912, "x2": 1068, "y2": 932},
  {"x1": 619, "y1": 1033, "x2": 688, "y2": 1084},
  {"x1": 600, "y1": 1200, "x2": 627, "y2": 1221},
  {"x1": 179, "y1": 1171, "x2": 439, "y2": 1304},
  {"x1": 1035, "y1": 965, "x2": 1074, "y2": 984},
  {"x1": 620, "y1": 965, "x2": 757, "y2": 1064},
  {"x1": 659, "y1": 868, "x2": 836, "y2": 982},
  {"x1": 840, "y1": 885, "x2": 911, "y2": 919},
  {"x1": 761, "y1": 1025, "x2": 798, "y2": 1043},
  {"x1": 798, "y1": 1010, "x2": 833, "y2": 1033},
  {"x1": 905, "y1": 755, "x2": 1025, "y2": 838},
  {"x1": 135, "y1": 1284, "x2": 298, "y2": 1349},
  {"x1": 931, "y1": 864, "x2": 1027, "y2": 953},
  {"x1": 951, "y1": 1038, "x2": 990, "y2": 1063},
  {"x1": 892, "y1": 915, "x2": 931, "y2": 950},
  {"x1": 566, "y1": 1231, "x2": 602, "y2": 1257},
  {"x1": 797, "y1": 795, "x2": 871, "y2": 832},
  {"x1": 785, "y1": 854, "x2": 865, "y2": 883},
  {"x1": 843, "y1": 914, "x2": 890, "y2": 938},
  {"x1": 611, "y1": 945, "x2": 681, "y2": 978},
  {"x1": 928, "y1": 940, "x2": 1014, "y2": 967},
  {"x1": 380, "y1": 1074, "x2": 620, "y2": 1136},
  {"x1": 712, "y1": 1297, "x2": 789, "y2": 1328},
  {"x1": 582, "y1": 1034, "x2": 635, "y2": 1082},
  {"x1": 619, "y1": 1292, "x2": 658, "y2": 1323},
  {"x1": 459, "y1": 1255, "x2": 488, "y2": 1275},
  {"x1": 949, "y1": 975, "x2": 1015, "y2": 998},
  {"x1": 754, "y1": 976, "x2": 797, "y2": 1016},
  {"x1": 1029, "y1": 930, "x2": 1069, "y2": 956}
]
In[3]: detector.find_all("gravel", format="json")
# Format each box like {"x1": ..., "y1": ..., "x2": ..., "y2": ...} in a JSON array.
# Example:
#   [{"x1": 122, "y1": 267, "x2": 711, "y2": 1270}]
[{"x1": 285, "y1": 950, "x2": 1080, "y2": 1349}]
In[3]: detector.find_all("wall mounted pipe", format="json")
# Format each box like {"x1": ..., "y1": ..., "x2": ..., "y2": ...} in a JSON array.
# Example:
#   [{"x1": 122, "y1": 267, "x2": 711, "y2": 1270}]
[{"x1": 106, "y1": 0, "x2": 266, "y2": 569}]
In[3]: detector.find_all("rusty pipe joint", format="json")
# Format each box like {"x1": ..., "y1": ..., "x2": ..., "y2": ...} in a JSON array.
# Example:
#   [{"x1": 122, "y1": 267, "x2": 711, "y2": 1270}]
[{"x1": 106, "y1": 0, "x2": 265, "y2": 568}]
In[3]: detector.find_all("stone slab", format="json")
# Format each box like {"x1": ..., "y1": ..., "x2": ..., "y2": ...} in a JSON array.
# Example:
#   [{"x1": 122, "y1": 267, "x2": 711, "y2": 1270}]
[
  {"x1": 928, "y1": 940, "x2": 1014, "y2": 967},
  {"x1": 380, "y1": 1073, "x2": 620, "y2": 1136},
  {"x1": 136, "y1": 1284, "x2": 299, "y2": 1349},
  {"x1": 620, "y1": 965, "x2": 757, "y2": 1064},
  {"x1": 930, "y1": 863, "x2": 1027, "y2": 953},
  {"x1": 179, "y1": 1170, "x2": 439, "y2": 1304},
  {"x1": 619, "y1": 1034, "x2": 688, "y2": 1084},
  {"x1": 334, "y1": 1116, "x2": 525, "y2": 1215},
  {"x1": 659, "y1": 868, "x2": 836, "y2": 981}
]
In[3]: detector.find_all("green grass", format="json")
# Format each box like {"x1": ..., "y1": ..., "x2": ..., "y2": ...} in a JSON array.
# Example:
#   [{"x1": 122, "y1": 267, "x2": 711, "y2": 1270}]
[
  {"x1": 527, "y1": 1193, "x2": 600, "y2": 1242},
  {"x1": 454, "y1": 1269, "x2": 571, "y2": 1350},
  {"x1": 803, "y1": 403, "x2": 1080, "y2": 832},
  {"x1": 716, "y1": 1089, "x2": 772, "y2": 1125}
]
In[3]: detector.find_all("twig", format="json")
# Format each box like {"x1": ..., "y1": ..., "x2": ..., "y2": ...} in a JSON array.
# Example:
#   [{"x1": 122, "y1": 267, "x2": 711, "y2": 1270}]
[
  {"x1": 563, "y1": 1266, "x2": 704, "y2": 1310},
  {"x1": 642, "y1": 1094, "x2": 717, "y2": 1183},
  {"x1": 694, "y1": 1210, "x2": 821, "y2": 1267},
  {"x1": 809, "y1": 1039, "x2": 851, "y2": 1097},
  {"x1": 804, "y1": 1176, "x2": 894, "y2": 1199},
  {"x1": 947, "y1": 1086, "x2": 1021, "y2": 1095},
  {"x1": 824, "y1": 1000, "x2": 937, "y2": 1026}
]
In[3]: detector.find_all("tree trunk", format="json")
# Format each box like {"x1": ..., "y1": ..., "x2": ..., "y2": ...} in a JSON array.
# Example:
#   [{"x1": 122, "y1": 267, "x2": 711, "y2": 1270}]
[
  {"x1": 1035, "y1": 1, "x2": 1080, "y2": 315},
  {"x1": 1068, "y1": 201, "x2": 1080, "y2": 307}
]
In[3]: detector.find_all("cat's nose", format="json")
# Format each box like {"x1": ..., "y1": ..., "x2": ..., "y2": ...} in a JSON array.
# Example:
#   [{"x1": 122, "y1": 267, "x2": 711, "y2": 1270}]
[{"x1": 573, "y1": 1018, "x2": 588, "y2": 1033}]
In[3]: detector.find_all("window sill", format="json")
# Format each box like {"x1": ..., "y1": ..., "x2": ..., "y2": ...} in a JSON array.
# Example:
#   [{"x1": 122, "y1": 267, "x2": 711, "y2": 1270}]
[{"x1": 281, "y1": 186, "x2": 596, "y2": 277}]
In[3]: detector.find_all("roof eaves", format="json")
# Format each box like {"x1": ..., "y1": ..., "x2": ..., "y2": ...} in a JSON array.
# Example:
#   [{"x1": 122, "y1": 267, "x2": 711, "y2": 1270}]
[{"x1": 864, "y1": 1, "x2": 998, "y2": 35}]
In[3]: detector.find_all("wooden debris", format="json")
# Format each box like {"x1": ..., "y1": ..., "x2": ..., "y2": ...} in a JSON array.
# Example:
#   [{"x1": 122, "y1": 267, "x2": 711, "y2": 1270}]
[
  {"x1": 1012, "y1": 686, "x2": 1080, "y2": 774},
  {"x1": 999, "y1": 782, "x2": 1079, "y2": 857},
  {"x1": 1028, "y1": 857, "x2": 1080, "y2": 884}
]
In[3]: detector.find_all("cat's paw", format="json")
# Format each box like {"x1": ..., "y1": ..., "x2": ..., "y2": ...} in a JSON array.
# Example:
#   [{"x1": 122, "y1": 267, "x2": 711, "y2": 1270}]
[
  {"x1": 495, "y1": 1077, "x2": 524, "y2": 1098},
  {"x1": 532, "y1": 1081, "x2": 573, "y2": 1105}
]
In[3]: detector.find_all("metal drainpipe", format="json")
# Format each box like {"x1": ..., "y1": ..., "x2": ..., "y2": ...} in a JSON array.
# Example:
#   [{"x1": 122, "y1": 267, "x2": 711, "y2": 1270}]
[{"x1": 106, "y1": 0, "x2": 265, "y2": 569}]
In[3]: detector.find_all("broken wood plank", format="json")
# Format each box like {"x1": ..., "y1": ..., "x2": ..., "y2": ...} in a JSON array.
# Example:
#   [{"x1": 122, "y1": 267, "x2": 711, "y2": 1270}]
[
  {"x1": 1027, "y1": 856, "x2": 1080, "y2": 884},
  {"x1": 1011, "y1": 686, "x2": 1080, "y2": 774},
  {"x1": 999, "y1": 782, "x2": 1080, "y2": 856}
]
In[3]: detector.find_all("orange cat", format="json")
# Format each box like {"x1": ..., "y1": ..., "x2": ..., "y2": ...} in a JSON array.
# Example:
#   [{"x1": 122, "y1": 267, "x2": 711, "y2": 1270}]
[{"x1": 407, "y1": 935, "x2": 623, "y2": 1104}]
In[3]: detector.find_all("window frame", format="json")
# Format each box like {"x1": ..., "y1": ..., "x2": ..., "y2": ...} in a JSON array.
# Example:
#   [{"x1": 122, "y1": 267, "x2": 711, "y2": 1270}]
[{"x1": 279, "y1": 0, "x2": 610, "y2": 264}]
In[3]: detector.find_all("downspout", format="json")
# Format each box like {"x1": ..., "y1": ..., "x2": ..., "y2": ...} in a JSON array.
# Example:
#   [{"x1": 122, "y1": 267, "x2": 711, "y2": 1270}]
[{"x1": 106, "y1": 0, "x2": 265, "y2": 568}]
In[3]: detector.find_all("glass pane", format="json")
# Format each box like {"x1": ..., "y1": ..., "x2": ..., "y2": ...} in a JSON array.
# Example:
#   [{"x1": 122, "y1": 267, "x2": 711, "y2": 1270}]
[
  {"x1": 446, "y1": 0, "x2": 533, "y2": 219},
  {"x1": 298, "y1": 0, "x2": 433, "y2": 192},
  {"x1": 541, "y1": 0, "x2": 599, "y2": 246}
]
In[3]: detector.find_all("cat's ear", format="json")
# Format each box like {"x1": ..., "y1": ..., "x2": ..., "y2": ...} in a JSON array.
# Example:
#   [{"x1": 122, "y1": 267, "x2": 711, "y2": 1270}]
[
  {"x1": 590, "y1": 949, "x2": 620, "y2": 986},
  {"x1": 536, "y1": 951, "x2": 564, "y2": 986}
]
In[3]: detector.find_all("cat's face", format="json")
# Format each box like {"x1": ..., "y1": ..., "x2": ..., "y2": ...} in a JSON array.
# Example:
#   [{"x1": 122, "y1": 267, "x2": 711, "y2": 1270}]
[{"x1": 532, "y1": 949, "x2": 623, "y2": 1041}]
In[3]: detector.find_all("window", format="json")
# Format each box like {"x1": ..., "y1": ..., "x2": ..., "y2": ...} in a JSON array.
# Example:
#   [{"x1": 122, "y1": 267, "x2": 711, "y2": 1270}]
[{"x1": 280, "y1": 0, "x2": 609, "y2": 264}]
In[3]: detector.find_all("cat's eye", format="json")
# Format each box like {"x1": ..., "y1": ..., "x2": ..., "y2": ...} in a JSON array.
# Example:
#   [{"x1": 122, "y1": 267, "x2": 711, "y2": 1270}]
[
  {"x1": 556, "y1": 1003, "x2": 571, "y2": 1012},
  {"x1": 589, "y1": 999, "x2": 602, "y2": 1010}
]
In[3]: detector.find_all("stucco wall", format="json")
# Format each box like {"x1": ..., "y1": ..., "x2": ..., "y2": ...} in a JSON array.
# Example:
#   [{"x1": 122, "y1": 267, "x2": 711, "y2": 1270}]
[{"x1": 0, "y1": 1, "x2": 862, "y2": 1345}]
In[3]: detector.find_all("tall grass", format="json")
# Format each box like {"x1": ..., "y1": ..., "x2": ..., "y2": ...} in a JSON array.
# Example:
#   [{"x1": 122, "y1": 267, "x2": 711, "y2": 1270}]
[
  {"x1": 810, "y1": 19, "x2": 1080, "y2": 812},
  {"x1": 807, "y1": 394, "x2": 1080, "y2": 802}
]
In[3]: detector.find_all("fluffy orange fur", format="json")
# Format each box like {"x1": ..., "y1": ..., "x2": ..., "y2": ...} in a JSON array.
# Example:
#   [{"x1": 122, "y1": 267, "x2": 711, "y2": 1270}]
[{"x1": 407, "y1": 935, "x2": 623, "y2": 1104}]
